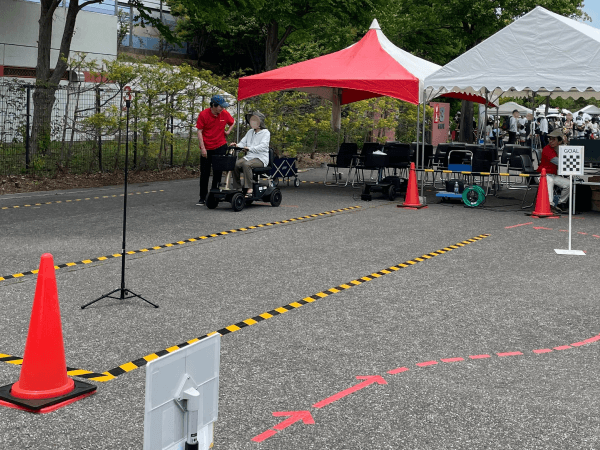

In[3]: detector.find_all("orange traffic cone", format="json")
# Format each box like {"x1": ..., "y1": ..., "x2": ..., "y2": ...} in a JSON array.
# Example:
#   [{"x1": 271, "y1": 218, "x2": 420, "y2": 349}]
[
  {"x1": 398, "y1": 162, "x2": 427, "y2": 209},
  {"x1": 0, "y1": 254, "x2": 96, "y2": 413},
  {"x1": 531, "y1": 168, "x2": 557, "y2": 218}
]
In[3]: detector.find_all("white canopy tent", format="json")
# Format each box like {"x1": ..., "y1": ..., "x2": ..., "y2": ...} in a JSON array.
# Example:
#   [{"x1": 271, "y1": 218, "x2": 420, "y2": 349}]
[
  {"x1": 576, "y1": 105, "x2": 600, "y2": 116},
  {"x1": 424, "y1": 6, "x2": 600, "y2": 104},
  {"x1": 535, "y1": 106, "x2": 559, "y2": 116},
  {"x1": 494, "y1": 102, "x2": 532, "y2": 116},
  {"x1": 419, "y1": 6, "x2": 600, "y2": 195}
]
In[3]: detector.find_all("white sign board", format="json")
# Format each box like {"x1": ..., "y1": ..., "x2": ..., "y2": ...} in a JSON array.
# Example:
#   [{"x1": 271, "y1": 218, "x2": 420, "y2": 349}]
[
  {"x1": 144, "y1": 334, "x2": 220, "y2": 450},
  {"x1": 558, "y1": 145, "x2": 584, "y2": 176}
]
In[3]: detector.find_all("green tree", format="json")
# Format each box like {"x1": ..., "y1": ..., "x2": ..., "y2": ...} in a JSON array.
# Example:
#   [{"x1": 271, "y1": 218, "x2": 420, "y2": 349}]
[
  {"x1": 167, "y1": 0, "x2": 380, "y2": 72},
  {"x1": 29, "y1": 0, "x2": 169, "y2": 160}
]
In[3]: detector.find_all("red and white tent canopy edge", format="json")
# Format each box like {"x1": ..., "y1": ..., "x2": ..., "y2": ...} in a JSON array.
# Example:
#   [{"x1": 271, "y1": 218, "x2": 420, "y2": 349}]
[{"x1": 238, "y1": 19, "x2": 441, "y2": 105}]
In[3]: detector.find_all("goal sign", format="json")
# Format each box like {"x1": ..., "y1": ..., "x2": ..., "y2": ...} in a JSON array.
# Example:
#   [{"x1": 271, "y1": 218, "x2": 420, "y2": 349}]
[{"x1": 558, "y1": 145, "x2": 584, "y2": 176}]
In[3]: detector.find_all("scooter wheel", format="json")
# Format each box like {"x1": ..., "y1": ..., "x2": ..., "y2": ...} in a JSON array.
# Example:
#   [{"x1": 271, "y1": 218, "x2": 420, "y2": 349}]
[
  {"x1": 231, "y1": 193, "x2": 245, "y2": 212},
  {"x1": 387, "y1": 185, "x2": 397, "y2": 201},
  {"x1": 270, "y1": 188, "x2": 282, "y2": 207},
  {"x1": 294, "y1": 178, "x2": 300, "y2": 187},
  {"x1": 206, "y1": 193, "x2": 218, "y2": 209}
]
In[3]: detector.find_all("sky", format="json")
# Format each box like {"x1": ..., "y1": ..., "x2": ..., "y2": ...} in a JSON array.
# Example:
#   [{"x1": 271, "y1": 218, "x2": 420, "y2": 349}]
[{"x1": 582, "y1": 2, "x2": 600, "y2": 29}]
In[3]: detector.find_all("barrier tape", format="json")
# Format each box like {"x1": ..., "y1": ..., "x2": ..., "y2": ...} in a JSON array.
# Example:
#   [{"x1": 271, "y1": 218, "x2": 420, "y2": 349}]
[
  {"x1": 83, "y1": 234, "x2": 490, "y2": 382},
  {"x1": 0, "y1": 206, "x2": 362, "y2": 283},
  {"x1": 0, "y1": 190, "x2": 164, "y2": 210},
  {"x1": 421, "y1": 169, "x2": 514, "y2": 177}
]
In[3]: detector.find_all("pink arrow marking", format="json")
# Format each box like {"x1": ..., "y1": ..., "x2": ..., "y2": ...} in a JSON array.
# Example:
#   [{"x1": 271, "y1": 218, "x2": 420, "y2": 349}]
[
  {"x1": 533, "y1": 226, "x2": 552, "y2": 230},
  {"x1": 251, "y1": 411, "x2": 314, "y2": 443},
  {"x1": 505, "y1": 222, "x2": 533, "y2": 229},
  {"x1": 312, "y1": 375, "x2": 387, "y2": 409},
  {"x1": 272, "y1": 410, "x2": 315, "y2": 430}
]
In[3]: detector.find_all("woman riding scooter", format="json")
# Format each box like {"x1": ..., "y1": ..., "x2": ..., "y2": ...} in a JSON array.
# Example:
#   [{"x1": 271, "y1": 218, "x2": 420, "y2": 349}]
[{"x1": 230, "y1": 111, "x2": 270, "y2": 198}]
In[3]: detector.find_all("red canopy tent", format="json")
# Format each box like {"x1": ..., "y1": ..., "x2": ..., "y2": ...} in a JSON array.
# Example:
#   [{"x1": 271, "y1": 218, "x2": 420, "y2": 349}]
[{"x1": 238, "y1": 19, "x2": 441, "y2": 107}]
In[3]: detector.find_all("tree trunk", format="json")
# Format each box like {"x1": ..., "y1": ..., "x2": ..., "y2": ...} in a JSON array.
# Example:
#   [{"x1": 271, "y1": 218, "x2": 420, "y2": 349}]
[
  {"x1": 264, "y1": 21, "x2": 294, "y2": 71},
  {"x1": 31, "y1": 0, "x2": 100, "y2": 158},
  {"x1": 459, "y1": 100, "x2": 474, "y2": 143},
  {"x1": 31, "y1": 0, "x2": 59, "y2": 157},
  {"x1": 195, "y1": 28, "x2": 211, "y2": 67},
  {"x1": 31, "y1": 87, "x2": 55, "y2": 157}
]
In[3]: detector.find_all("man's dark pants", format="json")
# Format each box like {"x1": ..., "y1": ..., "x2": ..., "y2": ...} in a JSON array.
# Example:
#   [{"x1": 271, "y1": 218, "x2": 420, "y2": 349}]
[{"x1": 199, "y1": 144, "x2": 227, "y2": 201}]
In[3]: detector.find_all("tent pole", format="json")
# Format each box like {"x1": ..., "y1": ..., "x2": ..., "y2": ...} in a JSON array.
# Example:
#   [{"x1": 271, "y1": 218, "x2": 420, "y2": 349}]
[
  {"x1": 416, "y1": 98, "x2": 420, "y2": 148},
  {"x1": 530, "y1": 92, "x2": 536, "y2": 160},
  {"x1": 495, "y1": 106, "x2": 499, "y2": 156},
  {"x1": 483, "y1": 89, "x2": 488, "y2": 149},
  {"x1": 416, "y1": 97, "x2": 421, "y2": 195},
  {"x1": 236, "y1": 101, "x2": 240, "y2": 142},
  {"x1": 421, "y1": 90, "x2": 426, "y2": 177},
  {"x1": 420, "y1": 96, "x2": 426, "y2": 198}
]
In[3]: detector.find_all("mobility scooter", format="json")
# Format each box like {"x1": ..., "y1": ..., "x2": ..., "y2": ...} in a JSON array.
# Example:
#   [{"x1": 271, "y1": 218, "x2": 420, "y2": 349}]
[{"x1": 206, "y1": 146, "x2": 282, "y2": 212}]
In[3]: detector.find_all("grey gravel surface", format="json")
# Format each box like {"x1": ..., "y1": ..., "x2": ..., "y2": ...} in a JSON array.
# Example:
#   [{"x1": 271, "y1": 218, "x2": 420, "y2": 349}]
[{"x1": 0, "y1": 169, "x2": 599, "y2": 449}]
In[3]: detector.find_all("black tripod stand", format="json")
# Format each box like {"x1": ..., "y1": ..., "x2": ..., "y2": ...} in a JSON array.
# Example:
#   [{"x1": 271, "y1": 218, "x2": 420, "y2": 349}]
[{"x1": 82, "y1": 93, "x2": 158, "y2": 309}]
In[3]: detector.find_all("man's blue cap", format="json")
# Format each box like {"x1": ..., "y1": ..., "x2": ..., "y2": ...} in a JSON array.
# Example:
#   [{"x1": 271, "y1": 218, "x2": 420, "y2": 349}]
[{"x1": 211, "y1": 95, "x2": 229, "y2": 108}]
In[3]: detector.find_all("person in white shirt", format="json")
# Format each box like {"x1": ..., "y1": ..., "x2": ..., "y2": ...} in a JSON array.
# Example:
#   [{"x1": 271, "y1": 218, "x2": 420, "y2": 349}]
[
  {"x1": 508, "y1": 110, "x2": 519, "y2": 144},
  {"x1": 231, "y1": 111, "x2": 270, "y2": 197},
  {"x1": 590, "y1": 118, "x2": 599, "y2": 139},
  {"x1": 574, "y1": 114, "x2": 586, "y2": 139},
  {"x1": 538, "y1": 115, "x2": 549, "y2": 147}
]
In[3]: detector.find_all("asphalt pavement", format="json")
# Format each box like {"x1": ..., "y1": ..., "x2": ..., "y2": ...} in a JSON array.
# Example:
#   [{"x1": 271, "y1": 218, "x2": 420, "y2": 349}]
[{"x1": 0, "y1": 167, "x2": 599, "y2": 449}]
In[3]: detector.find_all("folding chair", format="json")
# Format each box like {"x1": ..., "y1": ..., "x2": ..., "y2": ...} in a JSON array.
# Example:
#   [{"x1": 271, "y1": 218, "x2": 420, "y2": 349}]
[
  {"x1": 518, "y1": 154, "x2": 539, "y2": 208},
  {"x1": 384, "y1": 143, "x2": 411, "y2": 178},
  {"x1": 324, "y1": 143, "x2": 358, "y2": 186},
  {"x1": 353, "y1": 142, "x2": 382, "y2": 187}
]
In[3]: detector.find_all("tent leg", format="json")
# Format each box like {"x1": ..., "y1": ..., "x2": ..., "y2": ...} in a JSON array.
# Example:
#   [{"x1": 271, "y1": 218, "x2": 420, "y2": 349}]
[
  {"x1": 236, "y1": 102, "x2": 240, "y2": 142},
  {"x1": 420, "y1": 96, "x2": 426, "y2": 197},
  {"x1": 416, "y1": 98, "x2": 420, "y2": 192}
]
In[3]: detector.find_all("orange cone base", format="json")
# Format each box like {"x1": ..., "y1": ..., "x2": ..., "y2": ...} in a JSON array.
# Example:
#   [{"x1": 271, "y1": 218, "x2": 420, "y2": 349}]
[
  {"x1": 397, "y1": 204, "x2": 428, "y2": 209},
  {"x1": 526, "y1": 212, "x2": 560, "y2": 218},
  {"x1": 0, "y1": 380, "x2": 96, "y2": 413}
]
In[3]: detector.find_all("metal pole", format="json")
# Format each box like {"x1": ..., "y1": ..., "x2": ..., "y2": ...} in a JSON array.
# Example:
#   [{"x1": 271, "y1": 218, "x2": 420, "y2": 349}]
[
  {"x1": 421, "y1": 96, "x2": 426, "y2": 197},
  {"x1": 420, "y1": 90, "x2": 426, "y2": 169},
  {"x1": 133, "y1": 92, "x2": 138, "y2": 168},
  {"x1": 416, "y1": 100, "x2": 420, "y2": 146},
  {"x1": 170, "y1": 96, "x2": 174, "y2": 166},
  {"x1": 416, "y1": 99, "x2": 420, "y2": 189},
  {"x1": 415, "y1": 96, "x2": 421, "y2": 195},
  {"x1": 96, "y1": 87, "x2": 102, "y2": 171},
  {"x1": 236, "y1": 101, "x2": 240, "y2": 142},
  {"x1": 120, "y1": 100, "x2": 130, "y2": 299},
  {"x1": 568, "y1": 174, "x2": 573, "y2": 251},
  {"x1": 25, "y1": 86, "x2": 31, "y2": 171},
  {"x1": 483, "y1": 90, "x2": 488, "y2": 149}
]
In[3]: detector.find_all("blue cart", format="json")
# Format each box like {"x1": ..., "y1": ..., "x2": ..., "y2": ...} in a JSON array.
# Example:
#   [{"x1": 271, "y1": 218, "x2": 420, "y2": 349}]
[{"x1": 271, "y1": 157, "x2": 300, "y2": 187}]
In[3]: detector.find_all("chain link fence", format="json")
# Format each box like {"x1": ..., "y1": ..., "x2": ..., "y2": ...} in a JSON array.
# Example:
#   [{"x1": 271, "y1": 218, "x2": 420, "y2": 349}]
[{"x1": 0, "y1": 80, "x2": 203, "y2": 176}]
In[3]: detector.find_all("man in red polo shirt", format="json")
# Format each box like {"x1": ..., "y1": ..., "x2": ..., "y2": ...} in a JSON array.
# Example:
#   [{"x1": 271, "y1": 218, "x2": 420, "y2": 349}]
[
  {"x1": 196, "y1": 95, "x2": 235, "y2": 205},
  {"x1": 537, "y1": 128, "x2": 570, "y2": 214}
]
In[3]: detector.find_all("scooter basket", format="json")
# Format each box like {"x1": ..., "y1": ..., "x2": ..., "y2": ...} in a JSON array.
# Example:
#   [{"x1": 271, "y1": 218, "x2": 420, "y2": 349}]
[{"x1": 212, "y1": 155, "x2": 237, "y2": 171}]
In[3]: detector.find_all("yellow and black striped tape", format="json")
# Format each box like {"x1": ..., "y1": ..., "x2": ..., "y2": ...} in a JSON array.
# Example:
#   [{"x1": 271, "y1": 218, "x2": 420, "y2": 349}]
[
  {"x1": 0, "y1": 206, "x2": 361, "y2": 283},
  {"x1": 86, "y1": 234, "x2": 491, "y2": 382},
  {"x1": 422, "y1": 169, "x2": 512, "y2": 177},
  {"x1": 0, "y1": 353, "x2": 107, "y2": 380},
  {"x1": 0, "y1": 234, "x2": 489, "y2": 381},
  {"x1": 0, "y1": 190, "x2": 164, "y2": 210}
]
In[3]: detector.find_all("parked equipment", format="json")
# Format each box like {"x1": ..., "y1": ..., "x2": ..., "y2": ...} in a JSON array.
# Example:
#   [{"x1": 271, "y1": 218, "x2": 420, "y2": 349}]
[{"x1": 206, "y1": 147, "x2": 281, "y2": 212}]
